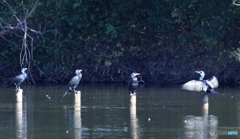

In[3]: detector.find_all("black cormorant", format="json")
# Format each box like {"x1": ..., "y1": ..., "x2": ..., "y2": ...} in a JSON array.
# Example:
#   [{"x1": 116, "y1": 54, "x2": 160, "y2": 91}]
[
  {"x1": 128, "y1": 73, "x2": 140, "y2": 96},
  {"x1": 63, "y1": 69, "x2": 82, "y2": 97},
  {"x1": 182, "y1": 70, "x2": 219, "y2": 95},
  {"x1": 6, "y1": 68, "x2": 27, "y2": 90}
]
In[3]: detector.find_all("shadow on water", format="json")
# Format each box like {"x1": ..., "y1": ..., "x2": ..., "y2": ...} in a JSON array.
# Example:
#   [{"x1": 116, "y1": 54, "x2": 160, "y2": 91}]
[{"x1": 0, "y1": 84, "x2": 239, "y2": 138}]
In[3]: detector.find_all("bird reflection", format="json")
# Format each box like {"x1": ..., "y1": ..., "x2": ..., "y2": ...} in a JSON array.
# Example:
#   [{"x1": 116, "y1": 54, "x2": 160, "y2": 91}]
[
  {"x1": 183, "y1": 95, "x2": 218, "y2": 139},
  {"x1": 16, "y1": 95, "x2": 27, "y2": 139},
  {"x1": 130, "y1": 95, "x2": 139, "y2": 139}
]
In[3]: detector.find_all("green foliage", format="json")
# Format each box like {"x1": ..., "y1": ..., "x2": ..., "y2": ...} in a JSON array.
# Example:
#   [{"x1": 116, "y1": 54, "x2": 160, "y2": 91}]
[{"x1": 1, "y1": 0, "x2": 240, "y2": 83}]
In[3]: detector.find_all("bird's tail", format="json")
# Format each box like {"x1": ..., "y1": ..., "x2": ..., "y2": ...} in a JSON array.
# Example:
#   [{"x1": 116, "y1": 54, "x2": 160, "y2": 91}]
[
  {"x1": 3, "y1": 80, "x2": 11, "y2": 88},
  {"x1": 210, "y1": 89, "x2": 219, "y2": 94},
  {"x1": 62, "y1": 90, "x2": 70, "y2": 97}
]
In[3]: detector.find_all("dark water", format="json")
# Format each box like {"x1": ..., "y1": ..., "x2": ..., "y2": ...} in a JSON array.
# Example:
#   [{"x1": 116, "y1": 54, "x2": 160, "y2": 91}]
[{"x1": 0, "y1": 84, "x2": 239, "y2": 139}]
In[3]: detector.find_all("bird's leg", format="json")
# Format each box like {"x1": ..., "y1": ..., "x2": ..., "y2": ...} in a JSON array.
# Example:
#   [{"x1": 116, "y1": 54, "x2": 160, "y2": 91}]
[
  {"x1": 129, "y1": 91, "x2": 136, "y2": 96},
  {"x1": 74, "y1": 89, "x2": 80, "y2": 94},
  {"x1": 129, "y1": 91, "x2": 132, "y2": 96},
  {"x1": 72, "y1": 89, "x2": 78, "y2": 94},
  {"x1": 133, "y1": 91, "x2": 137, "y2": 96},
  {"x1": 15, "y1": 86, "x2": 19, "y2": 91}
]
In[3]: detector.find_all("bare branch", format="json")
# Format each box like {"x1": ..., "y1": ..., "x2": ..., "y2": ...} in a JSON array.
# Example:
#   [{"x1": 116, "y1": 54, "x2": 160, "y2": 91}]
[
  {"x1": 1, "y1": 35, "x2": 18, "y2": 46},
  {"x1": 23, "y1": 0, "x2": 39, "y2": 21},
  {"x1": 0, "y1": 23, "x2": 24, "y2": 36},
  {"x1": 0, "y1": 0, "x2": 42, "y2": 84}
]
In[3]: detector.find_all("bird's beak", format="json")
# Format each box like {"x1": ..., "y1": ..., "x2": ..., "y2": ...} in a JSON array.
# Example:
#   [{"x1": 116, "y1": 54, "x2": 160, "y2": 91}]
[
  {"x1": 79, "y1": 69, "x2": 82, "y2": 72},
  {"x1": 195, "y1": 71, "x2": 201, "y2": 74},
  {"x1": 25, "y1": 68, "x2": 28, "y2": 71},
  {"x1": 135, "y1": 73, "x2": 140, "y2": 76}
]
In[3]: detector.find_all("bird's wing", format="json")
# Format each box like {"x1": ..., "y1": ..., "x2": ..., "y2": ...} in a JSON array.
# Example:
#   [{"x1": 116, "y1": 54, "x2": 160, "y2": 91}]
[
  {"x1": 206, "y1": 76, "x2": 219, "y2": 89},
  {"x1": 68, "y1": 76, "x2": 80, "y2": 86},
  {"x1": 182, "y1": 80, "x2": 204, "y2": 92},
  {"x1": 12, "y1": 74, "x2": 24, "y2": 83},
  {"x1": 128, "y1": 80, "x2": 132, "y2": 90},
  {"x1": 128, "y1": 80, "x2": 138, "y2": 89}
]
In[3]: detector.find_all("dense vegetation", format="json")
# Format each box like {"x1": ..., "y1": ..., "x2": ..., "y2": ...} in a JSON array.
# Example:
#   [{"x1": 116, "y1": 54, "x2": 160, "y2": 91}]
[{"x1": 1, "y1": 0, "x2": 240, "y2": 85}]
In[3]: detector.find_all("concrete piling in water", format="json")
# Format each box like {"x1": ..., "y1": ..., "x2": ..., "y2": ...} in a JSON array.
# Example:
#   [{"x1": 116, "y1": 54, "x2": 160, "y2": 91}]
[
  {"x1": 16, "y1": 89, "x2": 23, "y2": 103},
  {"x1": 74, "y1": 91, "x2": 81, "y2": 106}
]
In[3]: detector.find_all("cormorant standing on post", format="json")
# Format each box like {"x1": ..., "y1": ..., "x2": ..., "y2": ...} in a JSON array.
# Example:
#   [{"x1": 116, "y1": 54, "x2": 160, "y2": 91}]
[
  {"x1": 63, "y1": 69, "x2": 82, "y2": 97},
  {"x1": 182, "y1": 70, "x2": 219, "y2": 95},
  {"x1": 128, "y1": 73, "x2": 140, "y2": 96},
  {"x1": 6, "y1": 68, "x2": 27, "y2": 90}
]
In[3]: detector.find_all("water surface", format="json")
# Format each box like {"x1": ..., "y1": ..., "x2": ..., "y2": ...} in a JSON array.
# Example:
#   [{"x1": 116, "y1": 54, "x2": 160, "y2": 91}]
[{"x1": 0, "y1": 84, "x2": 239, "y2": 139}]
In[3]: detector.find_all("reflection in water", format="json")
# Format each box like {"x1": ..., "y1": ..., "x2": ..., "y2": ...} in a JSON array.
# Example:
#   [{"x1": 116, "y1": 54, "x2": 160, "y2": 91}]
[
  {"x1": 130, "y1": 95, "x2": 139, "y2": 139},
  {"x1": 74, "y1": 91, "x2": 82, "y2": 139},
  {"x1": 202, "y1": 95, "x2": 209, "y2": 116},
  {"x1": 184, "y1": 95, "x2": 218, "y2": 139},
  {"x1": 16, "y1": 91, "x2": 27, "y2": 139},
  {"x1": 2, "y1": 85, "x2": 239, "y2": 139},
  {"x1": 64, "y1": 91, "x2": 82, "y2": 139}
]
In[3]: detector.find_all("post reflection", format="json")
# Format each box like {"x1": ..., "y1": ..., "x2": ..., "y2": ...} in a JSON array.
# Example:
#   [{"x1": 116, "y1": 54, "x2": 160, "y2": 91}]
[
  {"x1": 183, "y1": 95, "x2": 218, "y2": 139},
  {"x1": 202, "y1": 94, "x2": 209, "y2": 116},
  {"x1": 74, "y1": 91, "x2": 82, "y2": 139},
  {"x1": 63, "y1": 91, "x2": 82, "y2": 139},
  {"x1": 130, "y1": 95, "x2": 139, "y2": 139},
  {"x1": 16, "y1": 89, "x2": 27, "y2": 139}
]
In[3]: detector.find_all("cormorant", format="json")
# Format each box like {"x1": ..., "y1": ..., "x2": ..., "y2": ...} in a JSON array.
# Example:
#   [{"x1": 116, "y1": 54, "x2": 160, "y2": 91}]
[
  {"x1": 182, "y1": 70, "x2": 219, "y2": 95},
  {"x1": 63, "y1": 69, "x2": 82, "y2": 97},
  {"x1": 6, "y1": 68, "x2": 27, "y2": 90},
  {"x1": 128, "y1": 73, "x2": 140, "y2": 96}
]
